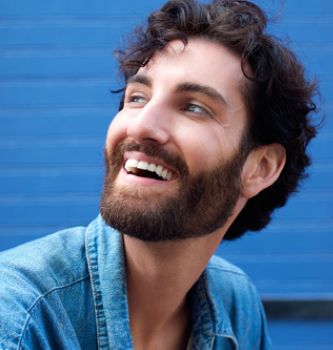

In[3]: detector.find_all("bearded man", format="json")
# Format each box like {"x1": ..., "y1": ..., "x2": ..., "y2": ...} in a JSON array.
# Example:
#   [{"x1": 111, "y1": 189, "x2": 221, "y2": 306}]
[{"x1": 0, "y1": 0, "x2": 319, "y2": 349}]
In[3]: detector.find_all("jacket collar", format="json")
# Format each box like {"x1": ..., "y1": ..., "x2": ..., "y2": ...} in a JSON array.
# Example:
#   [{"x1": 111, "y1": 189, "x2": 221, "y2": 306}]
[
  {"x1": 87, "y1": 215, "x2": 237, "y2": 350},
  {"x1": 191, "y1": 266, "x2": 237, "y2": 349},
  {"x1": 86, "y1": 215, "x2": 133, "y2": 350}
]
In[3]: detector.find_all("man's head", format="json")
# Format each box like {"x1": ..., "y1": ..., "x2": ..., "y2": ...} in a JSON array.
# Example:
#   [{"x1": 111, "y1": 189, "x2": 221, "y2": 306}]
[{"x1": 101, "y1": 0, "x2": 319, "y2": 241}]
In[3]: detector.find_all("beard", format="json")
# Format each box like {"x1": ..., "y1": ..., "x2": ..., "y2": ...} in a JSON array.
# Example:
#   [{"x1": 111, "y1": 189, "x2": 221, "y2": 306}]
[{"x1": 100, "y1": 138, "x2": 251, "y2": 242}]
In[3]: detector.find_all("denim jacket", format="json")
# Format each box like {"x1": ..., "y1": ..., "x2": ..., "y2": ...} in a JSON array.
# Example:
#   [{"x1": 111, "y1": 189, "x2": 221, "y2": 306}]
[{"x1": 0, "y1": 215, "x2": 272, "y2": 349}]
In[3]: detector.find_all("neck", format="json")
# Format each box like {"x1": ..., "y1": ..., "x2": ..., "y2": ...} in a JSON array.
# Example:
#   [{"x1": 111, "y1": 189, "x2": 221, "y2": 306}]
[{"x1": 123, "y1": 230, "x2": 225, "y2": 350}]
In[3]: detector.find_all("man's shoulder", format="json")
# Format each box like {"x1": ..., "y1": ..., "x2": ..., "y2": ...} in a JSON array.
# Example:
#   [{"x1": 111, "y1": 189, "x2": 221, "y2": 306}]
[
  {"x1": 205, "y1": 254, "x2": 263, "y2": 313},
  {"x1": 207, "y1": 254, "x2": 248, "y2": 276},
  {"x1": 0, "y1": 224, "x2": 93, "y2": 349},
  {"x1": 0, "y1": 225, "x2": 89, "y2": 290},
  {"x1": 200, "y1": 255, "x2": 272, "y2": 348}
]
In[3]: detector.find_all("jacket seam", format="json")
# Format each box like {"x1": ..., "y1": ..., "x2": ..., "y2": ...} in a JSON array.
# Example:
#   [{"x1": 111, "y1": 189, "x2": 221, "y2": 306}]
[
  {"x1": 206, "y1": 266, "x2": 248, "y2": 278},
  {"x1": 198, "y1": 276, "x2": 216, "y2": 350},
  {"x1": 85, "y1": 226, "x2": 102, "y2": 349},
  {"x1": 25, "y1": 275, "x2": 90, "y2": 314},
  {"x1": 201, "y1": 270, "x2": 240, "y2": 349},
  {"x1": 16, "y1": 274, "x2": 90, "y2": 350},
  {"x1": 17, "y1": 313, "x2": 31, "y2": 350}
]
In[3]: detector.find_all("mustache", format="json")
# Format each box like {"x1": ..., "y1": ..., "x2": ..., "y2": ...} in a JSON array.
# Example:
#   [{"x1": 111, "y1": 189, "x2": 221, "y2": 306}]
[{"x1": 106, "y1": 141, "x2": 189, "y2": 177}]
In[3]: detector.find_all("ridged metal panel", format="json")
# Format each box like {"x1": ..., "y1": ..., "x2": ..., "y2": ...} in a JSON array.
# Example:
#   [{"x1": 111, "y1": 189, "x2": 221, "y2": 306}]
[{"x1": 0, "y1": 0, "x2": 332, "y2": 302}]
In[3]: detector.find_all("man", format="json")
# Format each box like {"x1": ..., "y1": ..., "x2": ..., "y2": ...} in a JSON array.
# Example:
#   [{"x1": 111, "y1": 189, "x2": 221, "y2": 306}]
[{"x1": 0, "y1": 0, "x2": 319, "y2": 349}]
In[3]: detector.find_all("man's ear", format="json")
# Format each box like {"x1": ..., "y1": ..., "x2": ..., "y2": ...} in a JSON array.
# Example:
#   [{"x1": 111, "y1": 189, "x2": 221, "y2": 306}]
[{"x1": 241, "y1": 143, "x2": 286, "y2": 199}]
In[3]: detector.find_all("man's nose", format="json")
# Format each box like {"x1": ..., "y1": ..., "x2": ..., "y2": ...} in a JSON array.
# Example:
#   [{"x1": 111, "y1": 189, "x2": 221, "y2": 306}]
[{"x1": 127, "y1": 101, "x2": 170, "y2": 146}]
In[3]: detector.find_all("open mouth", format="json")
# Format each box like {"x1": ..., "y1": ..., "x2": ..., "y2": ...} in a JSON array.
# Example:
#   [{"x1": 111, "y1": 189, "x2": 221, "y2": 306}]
[{"x1": 124, "y1": 159, "x2": 177, "y2": 181}]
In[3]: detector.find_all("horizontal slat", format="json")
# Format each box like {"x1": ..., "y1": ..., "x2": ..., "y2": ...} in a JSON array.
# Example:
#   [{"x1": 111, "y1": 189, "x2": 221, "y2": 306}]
[
  {"x1": 0, "y1": 109, "x2": 115, "y2": 138},
  {"x1": 0, "y1": 23, "x2": 133, "y2": 49},
  {"x1": 284, "y1": 0, "x2": 333, "y2": 14},
  {"x1": 219, "y1": 227, "x2": 333, "y2": 255},
  {"x1": 313, "y1": 80, "x2": 333, "y2": 102},
  {"x1": 303, "y1": 165, "x2": 333, "y2": 190},
  {"x1": 267, "y1": 320, "x2": 333, "y2": 349},
  {"x1": 216, "y1": 257, "x2": 333, "y2": 295},
  {"x1": 0, "y1": 0, "x2": 332, "y2": 18},
  {"x1": 0, "y1": 168, "x2": 103, "y2": 194},
  {"x1": 302, "y1": 50, "x2": 333, "y2": 75},
  {"x1": 0, "y1": 140, "x2": 103, "y2": 167},
  {"x1": 0, "y1": 19, "x2": 332, "y2": 50},
  {"x1": 312, "y1": 115, "x2": 333, "y2": 134},
  {"x1": 0, "y1": 50, "x2": 117, "y2": 79},
  {"x1": 271, "y1": 193, "x2": 333, "y2": 221},
  {"x1": 270, "y1": 22, "x2": 333, "y2": 45},
  {"x1": 0, "y1": 0, "x2": 166, "y2": 19},
  {"x1": 0, "y1": 81, "x2": 117, "y2": 108},
  {"x1": 307, "y1": 132, "x2": 333, "y2": 161},
  {"x1": 0, "y1": 197, "x2": 99, "y2": 226}
]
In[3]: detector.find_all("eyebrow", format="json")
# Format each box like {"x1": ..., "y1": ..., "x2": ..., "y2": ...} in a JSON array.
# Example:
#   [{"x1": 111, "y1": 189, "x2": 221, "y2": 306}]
[
  {"x1": 176, "y1": 82, "x2": 228, "y2": 107},
  {"x1": 126, "y1": 75, "x2": 152, "y2": 88},
  {"x1": 126, "y1": 75, "x2": 228, "y2": 107}
]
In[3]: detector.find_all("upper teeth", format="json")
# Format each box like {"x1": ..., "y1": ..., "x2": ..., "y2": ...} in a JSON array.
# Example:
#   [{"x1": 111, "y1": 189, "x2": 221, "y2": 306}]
[{"x1": 125, "y1": 159, "x2": 175, "y2": 181}]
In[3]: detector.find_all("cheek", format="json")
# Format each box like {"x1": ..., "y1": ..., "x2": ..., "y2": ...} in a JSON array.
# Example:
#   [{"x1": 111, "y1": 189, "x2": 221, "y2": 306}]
[
  {"x1": 180, "y1": 113, "x2": 246, "y2": 170},
  {"x1": 105, "y1": 112, "x2": 129, "y2": 151},
  {"x1": 177, "y1": 123, "x2": 225, "y2": 169}
]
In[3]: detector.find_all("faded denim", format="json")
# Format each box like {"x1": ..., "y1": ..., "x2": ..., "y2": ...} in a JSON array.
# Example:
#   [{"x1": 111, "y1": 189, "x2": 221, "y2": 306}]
[{"x1": 0, "y1": 215, "x2": 272, "y2": 349}]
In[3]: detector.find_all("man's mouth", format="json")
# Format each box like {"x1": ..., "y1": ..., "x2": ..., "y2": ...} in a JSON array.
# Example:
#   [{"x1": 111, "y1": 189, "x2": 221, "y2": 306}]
[{"x1": 124, "y1": 158, "x2": 177, "y2": 181}]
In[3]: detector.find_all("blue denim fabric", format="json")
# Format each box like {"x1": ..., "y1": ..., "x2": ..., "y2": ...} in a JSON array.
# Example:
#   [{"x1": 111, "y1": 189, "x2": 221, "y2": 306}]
[{"x1": 0, "y1": 215, "x2": 272, "y2": 349}]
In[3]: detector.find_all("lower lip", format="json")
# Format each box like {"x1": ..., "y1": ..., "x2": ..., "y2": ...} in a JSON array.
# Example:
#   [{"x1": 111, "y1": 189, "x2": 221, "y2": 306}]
[{"x1": 118, "y1": 166, "x2": 177, "y2": 187}]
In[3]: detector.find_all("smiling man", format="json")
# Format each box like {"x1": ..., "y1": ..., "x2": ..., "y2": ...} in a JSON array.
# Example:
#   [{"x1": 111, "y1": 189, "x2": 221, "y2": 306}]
[
  {"x1": 0, "y1": 0, "x2": 319, "y2": 349},
  {"x1": 101, "y1": 40, "x2": 255, "y2": 243}
]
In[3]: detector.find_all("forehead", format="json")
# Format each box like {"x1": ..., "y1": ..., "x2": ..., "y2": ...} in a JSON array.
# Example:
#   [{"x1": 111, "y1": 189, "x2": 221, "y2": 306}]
[{"x1": 135, "y1": 39, "x2": 247, "y2": 110}]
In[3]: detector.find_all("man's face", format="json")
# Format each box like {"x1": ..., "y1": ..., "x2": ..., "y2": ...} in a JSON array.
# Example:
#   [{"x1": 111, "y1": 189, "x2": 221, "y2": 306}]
[{"x1": 101, "y1": 39, "x2": 251, "y2": 241}]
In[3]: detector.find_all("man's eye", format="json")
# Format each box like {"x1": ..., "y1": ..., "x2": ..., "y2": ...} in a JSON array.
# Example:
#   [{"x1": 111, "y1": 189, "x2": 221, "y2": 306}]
[
  {"x1": 127, "y1": 95, "x2": 146, "y2": 104},
  {"x1": 186, "y1": 103, "x2": 209, "y2": 115}
]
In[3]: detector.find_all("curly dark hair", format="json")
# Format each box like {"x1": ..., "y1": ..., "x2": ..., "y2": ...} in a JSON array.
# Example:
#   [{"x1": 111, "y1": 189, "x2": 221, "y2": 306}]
[{"x1": 113, "y1": 0, "x2": 320, "y2": 240}]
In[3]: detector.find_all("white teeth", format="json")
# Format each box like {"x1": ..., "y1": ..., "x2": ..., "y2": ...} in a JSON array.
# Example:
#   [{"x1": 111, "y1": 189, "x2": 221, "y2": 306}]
[
  {"x1": 161, "y1": 169, "x2": 168, "y2": 180},
  {"x1": 137, "y1": 161, "x2": 148, "y2": 170},
  {"x1": 126, "y1": 159, "x2": 139, "y2": 168},
  {"x1": 124, "y1": 158, "x2": 175, "y2": 180},
  {"x1": 124, "y1": 159, "x2": 139, "y2": 173},
  {"x1": 128, "y1": 167, "x2": 139, "y2": 174},
  {"x1": 147, "y1": 163, "x2": 156, "y2": 172},
  {"x1": 155, "y1": 165, "x2": 163, "y2": 176}
]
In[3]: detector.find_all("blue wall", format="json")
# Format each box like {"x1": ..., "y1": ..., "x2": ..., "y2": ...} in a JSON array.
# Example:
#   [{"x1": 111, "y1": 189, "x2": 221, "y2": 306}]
[
  {"x1": 217, "y1": 1, "x2": 333, "y2": 301},
  {"x1": 0, "y1": 0, "x2": 332, "y2": 302}
]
